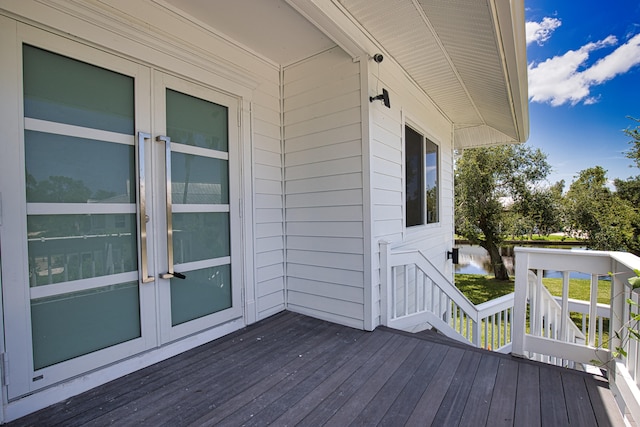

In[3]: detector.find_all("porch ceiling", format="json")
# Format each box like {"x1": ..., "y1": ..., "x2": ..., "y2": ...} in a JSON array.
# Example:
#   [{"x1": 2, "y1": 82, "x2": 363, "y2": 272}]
[
  {"x1": 318, "y1": 0, "x2": 530, "y2": 148},
  {"x1": 162, "y1": 0, "x2": 529, "y2": 149}
]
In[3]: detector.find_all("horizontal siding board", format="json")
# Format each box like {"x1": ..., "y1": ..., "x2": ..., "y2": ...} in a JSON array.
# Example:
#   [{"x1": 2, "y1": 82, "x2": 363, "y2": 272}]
[
  {"x1": 287, "y1": 250, "x2": 364, "y2": 271},
  {"x1": 285, "y1": 140, "x2": 362, "y2": 167},
  {"x1": 286, "y1": 189, "x2": 363, "y2": 208},
  {"x1": 285, "y1": 156, "x2": 362, "y2": 180},
  {"x1": 254, "y1": 134, "x2": 281, "y2": 154},
  {"x1": 255, "y1": 193, "x2": 282, "y2": 209},
  {"x1": 372, "y1": 156, "x2": 402, "y2": 179},
  {"x1": 288, "y1": 278, "x2": 363, "y2": 304},
  {"x1": 374, "y1": 205, "x2": 403, "y2": 221},
  {"x1": 254, "y1": 180, "x2": 282, "y2": 196},
  {"x1": 255, "y1": 208, "x2": 283, "y2": 223},
  {"x1": 256, "y1": 250, "x2": 284, "y2": 268},
  {"x1": 252, "y1": 102, "x2": 280, "y2": 128},
  {"x1": 373, "y1": 219, "x2": 403, "y2": 239},
  {"x1": 286, "y1": 173, "x2": 362, "y2": 194},
  {"x1": 254, "y1": 163, "x2": 281, "y2": 181},
  {"x1": 286, "y1": 206, "x2": 363, "y2": 222},
  {"x1": 255, "y1": 148, "x2": 281, "y2": 167},
  {"x1": 255, "y1": 222, "x2": 284, "y2": 239},
  {"x1": 257, "y1": 291, "x2": 285, "y2": 315},
  {"x1": 372, "y1": 173, "x2": 402, "y2": 192},
  {"x1": 372, "y1": 141, "x2": 402, "y2": 165},
  {"x1": 285, "y1": 123, "x2": 361, "y2": 153},
  {"x1": 285, "y1": 90, "x2": 360, "y2": 126},
  {"x1": 257, "y1": 277, "x2": 285, "y2": 297},
  {"x1": 256, "y1": 263, "x2": 284, "y2": 282},
  {"x1": 256, "y1": 236, "x2": 284, "y2": 253},
  {"x1": 287, "y1": 263, "x2": 364, "y2": 287},
  {"x1": 286, "y1": 221, "x2": 364, "y2": 238},
  {"x1": 287, "y1": 292, "x2": 363, "y2": 322},
  {"x1": 285, "y1": 107, "x2": 361, "y2": 140},
  {"x1": 254, "y1": 77, "x2": 281, "y2": 99},
  {"x1": 373, "y1": 188, "x2": 403, "y2": 206},
  {"x1": 372, "y1": 122, "x2": 402, "y2": 151},
  {"x1": 254, "y1": 117, "x2": 280, "y2": 140},
  {"x1": 284, "y1": 63, "x2": 359, "y2": 100},
  {"x1": 287, "y1": 236, "x2": 364, "y2": 255}
]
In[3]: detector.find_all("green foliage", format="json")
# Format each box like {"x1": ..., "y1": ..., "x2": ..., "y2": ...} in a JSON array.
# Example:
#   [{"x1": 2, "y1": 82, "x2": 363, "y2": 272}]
[
  {"x1": 623, "y1": 117, "x2": 640, "y2": 169},
  {"x1": 563, "y1": 166, "x2": 637, "y2": 252},
  {"x1": 455, "y1": 145, "x2": 553, "y2": 279}
]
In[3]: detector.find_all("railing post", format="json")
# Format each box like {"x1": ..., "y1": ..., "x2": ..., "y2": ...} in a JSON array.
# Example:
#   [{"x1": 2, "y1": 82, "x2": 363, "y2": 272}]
[
  {"x1": 512, "y1": 248, "x2": 528, "y2": 357},
  {"x1": 610, "y1": 259, "x2": 627, "y2": 374},
  {"x1": 379, "y1": 240, "x2": 391, "y2": 326}
]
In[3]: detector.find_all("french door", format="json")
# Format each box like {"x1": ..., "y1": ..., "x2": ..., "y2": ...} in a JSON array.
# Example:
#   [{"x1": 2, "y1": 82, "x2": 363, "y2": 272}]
[{"x1": 2, "y1": 28, "x2": 242, "y2": 399}]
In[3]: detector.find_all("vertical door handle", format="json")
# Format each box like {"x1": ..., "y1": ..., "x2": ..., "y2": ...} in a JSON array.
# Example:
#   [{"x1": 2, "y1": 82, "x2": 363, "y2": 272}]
[
  {"x1": 157, "y1": 135, "x2": 185, "y2": 280},
  {"x1": 137, "y1": 132, "x2": 155, "y2": 283}
]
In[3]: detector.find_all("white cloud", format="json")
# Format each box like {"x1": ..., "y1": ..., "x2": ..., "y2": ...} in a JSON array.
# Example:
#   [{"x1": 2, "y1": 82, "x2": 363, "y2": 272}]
[
  {"x1": 526, "y1": 17, "x2": 561, "y2": 46},
  {"x1": 528, "y1": 34, "x2": 640, "y2": 106}
]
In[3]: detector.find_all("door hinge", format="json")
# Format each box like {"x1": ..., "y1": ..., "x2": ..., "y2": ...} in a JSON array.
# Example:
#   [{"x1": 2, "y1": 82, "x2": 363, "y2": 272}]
[
  {"x1": 1, "y1": 353, "x2": 9, "y2": 386},
  {"x1": 237, "y1": 108, "x2": 242, "y2": 128},
  {"x1": 239, "y1": 198, "x2": 243, "y2": 219}
]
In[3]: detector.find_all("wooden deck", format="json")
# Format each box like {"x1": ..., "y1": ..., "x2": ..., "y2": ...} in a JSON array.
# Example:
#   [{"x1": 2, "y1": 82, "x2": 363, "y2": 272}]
[{"x1": 9, "y1": 311, "x2": 624, "y2": 426}]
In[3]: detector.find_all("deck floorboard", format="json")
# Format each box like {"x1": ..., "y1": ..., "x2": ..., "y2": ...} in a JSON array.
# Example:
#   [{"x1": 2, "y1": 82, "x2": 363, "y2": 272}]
[{"x1": 7, "y1": 311, "x2": 625, "y2": 426}]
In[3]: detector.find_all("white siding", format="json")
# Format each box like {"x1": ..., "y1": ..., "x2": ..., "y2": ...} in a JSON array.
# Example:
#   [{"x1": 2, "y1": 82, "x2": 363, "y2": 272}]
[
  {"x1": 283, "y1": 47, "x2": 365, "y2": 328},
  {"x1": 368, "y1": 62, "x2": 455, "y2": 328},
  {"x1": 253, "y1": 77, "x2": 287, "y2": 320}
]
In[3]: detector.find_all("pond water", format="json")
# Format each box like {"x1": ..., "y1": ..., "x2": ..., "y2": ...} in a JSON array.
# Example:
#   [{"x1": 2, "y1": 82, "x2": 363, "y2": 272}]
[{"x1": 455, "y1": 244, "x2": 595, "y2": 279}]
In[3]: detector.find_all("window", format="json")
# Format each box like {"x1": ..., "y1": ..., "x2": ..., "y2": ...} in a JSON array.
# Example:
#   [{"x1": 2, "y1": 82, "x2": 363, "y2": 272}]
[{"x1": 405, "y1": 125, "x2": 439, "y2": 226}]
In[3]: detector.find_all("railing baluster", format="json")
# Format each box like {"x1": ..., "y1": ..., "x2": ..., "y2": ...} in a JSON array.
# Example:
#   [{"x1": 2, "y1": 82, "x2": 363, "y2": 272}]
[
  {"x1": 391, "y1": 266, "x2": 397, "y2": 320},
  {"x1": 589, "y1": 274, "x2": 598, "y2": 347},
  {"x1": 403, "y1": 265, "x2": 409, "y2": 316},
  {"x1": 561, "y1": 271, "x2": 570, "y2": 341}
]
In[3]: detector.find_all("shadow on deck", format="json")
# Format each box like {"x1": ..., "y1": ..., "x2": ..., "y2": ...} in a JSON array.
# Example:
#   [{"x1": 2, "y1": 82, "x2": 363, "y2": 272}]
[{"x1": 9, "y1": 311, "x2": 624, "y2": 426}]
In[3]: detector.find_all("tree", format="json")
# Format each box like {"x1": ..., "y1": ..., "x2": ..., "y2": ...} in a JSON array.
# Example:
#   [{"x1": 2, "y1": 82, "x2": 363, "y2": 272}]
[
  {"x1": 623, "y1": 117, "x2": 640, "y2": 168},
  {"x1": 516, "y1": 180, "x2": 565, "y2": 237},
  {"x1": 455, "y1": 145, "x2": 551, "y2": 280},
  {"x1": 564, "y1": 166, "x2": 636, "y2": 251}
]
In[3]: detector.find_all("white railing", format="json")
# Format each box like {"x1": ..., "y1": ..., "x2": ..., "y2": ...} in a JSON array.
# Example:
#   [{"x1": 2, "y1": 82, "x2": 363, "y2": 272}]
[
  {"x1": 512, "y1": 247, "x2": 640, "y2": 423},
  {"x1": 552, "y1": 296, "x2": 610, "y2": 348},
  {"x1": 379, "y1": 241, "x2": 514, "y2": 352},
  {"x1": 527, "y1": 270, "x2": 586, "y2": 368}
]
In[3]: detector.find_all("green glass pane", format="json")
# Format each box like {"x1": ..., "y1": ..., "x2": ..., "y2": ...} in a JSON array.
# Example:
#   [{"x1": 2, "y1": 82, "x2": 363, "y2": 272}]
[
  {"x1": 172, "y1": 213, "x2": 229, "y2": 264},
  {"x1": 31, "y1": 282, "x2": 141, "y2": 370},
  {"x1": 25, "y1": 131, "x2": 135, "y2": 203},
  {"x1": 171, "y1": 153, "x2": 228, "y2": 204},
  {"x1": 166, "y1": 89, "x2": 228, "y2": 151},
  {"x1": 170, "y1": 265, "x2": 231, "y2": 326},
  {"x1": 27, "y1": 214, "x2": 137, "y2": 286},
  {"x1": 23, "y1": 45, "x2": 134, "y2": 134}
]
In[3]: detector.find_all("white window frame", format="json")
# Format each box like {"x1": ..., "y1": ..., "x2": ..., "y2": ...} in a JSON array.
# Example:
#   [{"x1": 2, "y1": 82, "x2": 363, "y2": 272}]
[{"x1": 403, "y1": 122, "x2": 440, "y2": 230}]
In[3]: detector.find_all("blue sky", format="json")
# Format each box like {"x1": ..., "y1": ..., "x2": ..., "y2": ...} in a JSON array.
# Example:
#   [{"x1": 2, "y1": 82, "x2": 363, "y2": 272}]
[{"x1": 525, "y1": 0, "x2": 640, "y2": 187}]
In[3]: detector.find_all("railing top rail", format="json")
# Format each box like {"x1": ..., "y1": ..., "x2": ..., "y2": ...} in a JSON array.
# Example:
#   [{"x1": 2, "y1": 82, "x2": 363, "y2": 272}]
[
  {"x1": 476, "y1": 292, "x2": 515, "y2": 317},
  {"x1": 515, "y1": 246, "x2": 640, "y2": 284}
]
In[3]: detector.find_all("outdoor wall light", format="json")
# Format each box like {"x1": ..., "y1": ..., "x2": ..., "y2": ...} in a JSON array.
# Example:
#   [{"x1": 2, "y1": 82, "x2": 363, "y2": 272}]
[
  {"x1": 447, "y1": 248, "x2": 459, "y2": 264},
  {"x1": 370, "y1": 88, "x2": 390, "y2": 108}
]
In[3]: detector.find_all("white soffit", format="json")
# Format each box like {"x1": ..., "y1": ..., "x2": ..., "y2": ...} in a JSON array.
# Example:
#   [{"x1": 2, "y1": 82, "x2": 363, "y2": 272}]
[
  {"x1": 163, "y1": 0, "x2": 336, "y2": 66},
  {"x1": 338, "y1": 0, "x2": 527, "y2": 147}
]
